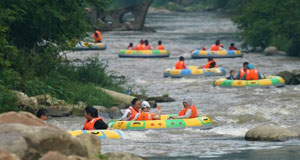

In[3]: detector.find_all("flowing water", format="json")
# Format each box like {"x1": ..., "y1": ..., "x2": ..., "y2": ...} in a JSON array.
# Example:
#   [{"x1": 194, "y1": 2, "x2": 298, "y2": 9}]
[{"x1": 50, "y1": 12, "x2": 300, "y2": 159}]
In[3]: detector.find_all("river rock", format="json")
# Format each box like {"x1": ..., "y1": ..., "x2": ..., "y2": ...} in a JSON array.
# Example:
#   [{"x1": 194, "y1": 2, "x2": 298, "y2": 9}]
[
  {"x1": 288, "y1": 123, "x2": 300, "y2": 135},
  {"x1": 34, "y1": 94, "x2": 53, "y2": 105},
  {"x1": 39, "y1": 151, "x2": 89, "y2": 160},
  {"x1": 13, "y1": 91, "x2": 38, "y2": 112},
  {"x1": 94, "y1": 106, "x2": 108, "y2": 113},
  {"x1": 47, "y1": 104, "x2": 73, "y2": 117},
  {"x1": 264, "y1": 46, "x2": 287, "y2": 56},
  {"x1": 0, "y1": 149, "x2": 20, "y2": 160},
  {"x1": 0, "y1": 134, "x2": 27, "y2": 158},
  {"x1": 0, "y1": 111, "x2": 53, "y2": 127},
  {"x1": 245, "y1": 125, "x2": 299, "y2": 141},
  {"x1": 102, "y1": 152, "x2": 147, "y2": 160},
  {"x1": 0, "y1": 123, "x2": 88, "y2": 160},
  {"x1": 277, "y1": 70, "x2": 300, "y2": 85},
  {"x1": 76, "y1": 134, "x2": 101, "y2": 159},
  {"x1": 146, "y1": 96, "x2": 175, "y2": 103},
  {"x1": 98, "y1": 88, "x2": 135, "y2": 106},
  {"x1": 109, "y1": 106, "x2": 122, "y2": 119}
]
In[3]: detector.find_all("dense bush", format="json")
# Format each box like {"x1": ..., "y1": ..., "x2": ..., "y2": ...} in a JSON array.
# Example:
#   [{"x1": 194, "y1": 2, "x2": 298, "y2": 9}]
[
  {"x1": 233, "y1": 0, "x2": 300, "y2": 56},
  {"x1": 0, "y1": 85, "x2": 18, "y2": 113},
  {"x1": 0, "y1": 0, "x2": 125, "y2": 112}
]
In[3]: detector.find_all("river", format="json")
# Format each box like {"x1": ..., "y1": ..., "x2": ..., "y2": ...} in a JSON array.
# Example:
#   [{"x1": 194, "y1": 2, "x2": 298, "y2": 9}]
[{"x1": 50, "y1": 11, "x2": 300, "y2": 159}]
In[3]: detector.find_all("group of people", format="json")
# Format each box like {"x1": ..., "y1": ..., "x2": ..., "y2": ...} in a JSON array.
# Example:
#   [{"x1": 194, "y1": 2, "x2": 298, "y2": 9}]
[
  {"x1": 175, "y1": 56, "x2": 217, "y2": 70},
  {"x1": 128, "y1": 39, "x2": 165, "y2": 50},
  {"x1": 227, "y1": 62, "x2": 264, "y2": 80},
  {"x1": 79, "y1": 97, "x2": 199, "y2": 130},
  {"x1": 195, "y1": 40, "x2": 238, "y2": 51}
]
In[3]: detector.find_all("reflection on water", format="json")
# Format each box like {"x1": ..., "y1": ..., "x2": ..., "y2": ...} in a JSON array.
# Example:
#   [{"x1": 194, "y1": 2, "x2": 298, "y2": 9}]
[{"x1": 51, "y1": 11, "x2": 300, "y2": 159}]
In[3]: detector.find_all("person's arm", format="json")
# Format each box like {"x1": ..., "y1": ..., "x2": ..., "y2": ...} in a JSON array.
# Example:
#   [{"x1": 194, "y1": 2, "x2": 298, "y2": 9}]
[
  {"x1": 131, "y1": 113, "x2": 140, "y2": 121},
  {"x1": 120, "y1": 109, "x2": 131, "y2": 121},
  {"x1": 258, "y1": 72, "x2": 264, "y2": 79},
  {"x1": 173, "y1": 109, "x2": 192, "y2": 119},
  {"x1": 241, "y1": 74, "x2": 246, "y2": 80},
  {"x1": 94, "y1": 120, "x2": 108, "y2": 130},
  {"x1": 235, "y1": 71, "x2": 240, "y2": 79}
]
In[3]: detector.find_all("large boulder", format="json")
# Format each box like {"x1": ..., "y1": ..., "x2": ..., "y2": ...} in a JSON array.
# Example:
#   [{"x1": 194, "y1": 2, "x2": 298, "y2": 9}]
[
  {"x1": 277, "y1": 70, "x2": 300, "y2": 85},
  {"x1": 245, "y1": 125, "x2": 299, "y2": 141},
  {"x1": 13, "y1": 91, "x2": 38, "y2": 112},
  {"x1": 76, "y1": 134, "x2": 101, "y2": 159},
  {"x1": 264, "y1": 46, "x2": 287, "y2": 56},
  {"x1": 0, "y1": 123, "x2": 88, "y2": 160},
  {"x1": 0, "y1": 112, "x2": 53, "y2": 127},
  {"x1": 0, "y1": 134, "x2": 27, "y2": 159},
  {"x1": 39, "y1": 151, "x2": 90, "y2": 160},
  {"x1": 109, "y1": 107, "x2": 122, "y2": 119},
  {"x1": 102, "y1": 152, "x2": 147, "y2": 160},
  {"x1": 0, "y1": 149, "x2": 20, "y2": 160},
  {"x1": 288, "y1": 123, "x2": 300, "y2": 135},
  {"x1": 146, "y1": 96, "x2": 175, "y2": 103},
  {"x1": 98, "y1": 88, "x2": 135, "y2": 106}
]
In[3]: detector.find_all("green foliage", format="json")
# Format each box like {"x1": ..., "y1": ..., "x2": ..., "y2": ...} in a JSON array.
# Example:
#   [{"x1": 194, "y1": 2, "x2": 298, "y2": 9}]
[
  {"x1": 0, "y1": 69, "x2": 22, "y2": 90},
  {"x1": 233, "y1": 0, "x2": 300, "y2": 56},
  {"x1": 0, "y1": 85, "x2": 18, "y2": 113},
  {"x1": 0, "y1": 0, "x2": 124, "y2": 113}
]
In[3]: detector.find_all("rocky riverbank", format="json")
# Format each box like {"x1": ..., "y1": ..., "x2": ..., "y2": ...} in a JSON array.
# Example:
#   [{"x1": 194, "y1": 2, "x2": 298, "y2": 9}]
[
  {"x1": 0, "y1": 112, "x2": 146, "y2": 160},
  {"x1": 12, "y1": 89, "x2": 175, "y2": 118}
]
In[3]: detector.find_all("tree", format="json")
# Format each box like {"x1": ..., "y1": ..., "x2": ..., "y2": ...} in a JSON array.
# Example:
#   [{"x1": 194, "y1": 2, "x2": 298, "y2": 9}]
[
  {"x1": 233, "y1": 0, "x2": 300, "y2": 56},
  {"x1": 0, "y1": 0, "x2": 110, "y2": 77}
]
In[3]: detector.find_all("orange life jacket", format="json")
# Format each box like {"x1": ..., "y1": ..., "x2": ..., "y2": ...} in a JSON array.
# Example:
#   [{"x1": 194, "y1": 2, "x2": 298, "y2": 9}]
[
  {"x1": 210, "y1": 44, "x2": 223, "y2": 51},
  {"x1": 245, "y1": 69, "x2": 259, "y2": 80},
  {"x1": 178, "y1": 105, "x2": 197, "y2": 118},
  {"x1": 203, "y1": 60, "x2": 216, "y2": 69},
  {"x1": 175, "y1": 61, "x2": 186, "y2": 69},
  {"x1": 83, "y1": 117, "x2": 104, "y2": 130},
  {"x1": 136, "y1": 112, "x2": 156, "y2": 121},
  {"x1": 137, "y1": 44, "x2": 146, "y2": 50},
  {"x1": 128, "y1": 107, "x2": 139, "y2": 121},
  {"x1": 93, "y1": 31, "x2": 102, "y2": 42},
  {"x1": 239, "y1": 68, "x2": 246, "y2": 79},
  {"x1": 157, "y1": 45, "x2": 165, "y2": 50},
  {"x1": 145, "y1": 44, "x2": 152, "y2": 50}
]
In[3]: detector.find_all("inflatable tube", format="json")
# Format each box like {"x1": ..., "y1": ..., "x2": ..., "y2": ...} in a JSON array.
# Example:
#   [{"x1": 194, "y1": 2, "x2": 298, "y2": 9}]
[
  {"x1": 164, "y1": 66, "x2": 226, "y2": 78},
  {"x1": 107, "y1": 114, "x2": 213, "y2": 130},
  {"x1": 68, "y1": 129, "x2": 123, "y2": 139},
  {"x1": 191, "y1": 50, "x2": 243, "y2": 59},
  {"x1": 73, "y1": 42, "x2": 107, "y2": 50},
  {"x1": 213, "y1": 76, "x2": 285, "y2": 88},
  {"x1": 119, "y1": 50, "x2": 170, "y2": 58}
]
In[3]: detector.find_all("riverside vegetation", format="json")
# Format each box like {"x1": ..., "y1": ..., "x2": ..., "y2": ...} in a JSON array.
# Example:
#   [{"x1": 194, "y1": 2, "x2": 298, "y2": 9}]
[{"x1": 0, "y1": 0, "x2": 125, "y2": 113}]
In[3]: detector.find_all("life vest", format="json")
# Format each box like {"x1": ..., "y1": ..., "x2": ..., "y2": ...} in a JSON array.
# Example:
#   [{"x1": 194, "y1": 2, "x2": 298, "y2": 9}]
[
  {"x1": 136, "y1": 44, "x2": 146, "y2": 50},
  {"x1": 93, "y1": 31, "x2": 102, "y2": 42},
  {"x1": 245, "y1": 69, "x2": 259, "y2": 80},
  {"x1": 157, "y1": 45, "x2": 164, "y2": 50},
  {"x1": 136, "y1": 112, "x2": 155, "y2": 121},
  {"x1": 83, "y1": 117, "x2": 104, "y2": 130},
  {"x1": 175, "y1": 61, "x2": 186, "y2": 69},
  {"x1": 203, "y1": 60, "x2": 216, "y2": 69},
  {"x1": 239, "y1": 68, "x2": 246, "y2": 79},
  {"x1": 210, "y1": 44, "x2": 219, "y2": 51},
  {"x1": 229, "y1": 46, "x2": 238, "y2": 50},
  {"x1": 145, "y1": 44, "x2": 152, "y2": 50},
  {"x1": 128, "y1": 107, "x2": 139, "y2": 121},
  {"x1": 178, "y1": 105, "x2": 197, "y2": 118},
  {"x1": 210, "y1": 44, "x2": 223, "y2": 51}
]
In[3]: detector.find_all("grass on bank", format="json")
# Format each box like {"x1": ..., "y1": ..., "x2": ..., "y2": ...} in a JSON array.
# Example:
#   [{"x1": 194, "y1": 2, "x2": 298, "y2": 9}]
[{"x1": 0, "y1": 58, "x2": 125, "y2": 113}]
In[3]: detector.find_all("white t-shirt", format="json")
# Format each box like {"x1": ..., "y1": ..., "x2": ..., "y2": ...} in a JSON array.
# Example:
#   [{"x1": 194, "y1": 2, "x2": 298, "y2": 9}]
[
  {"x1": 120, "y1": 107, "x2": 140, "y2": 121},
  {"x1": 176, "y1": 109, "x2": 192, "y2": 119}
]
